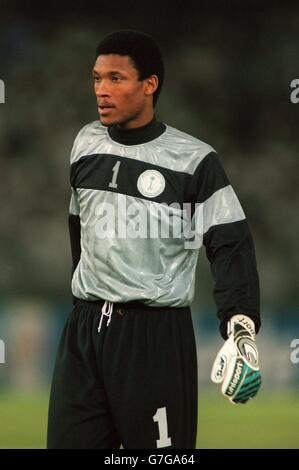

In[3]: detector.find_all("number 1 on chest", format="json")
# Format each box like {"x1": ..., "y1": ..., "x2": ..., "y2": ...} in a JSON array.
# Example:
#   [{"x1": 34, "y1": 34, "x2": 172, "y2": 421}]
[{"x1": 109, "y1": 161, "x2": 121, "y2": 188}]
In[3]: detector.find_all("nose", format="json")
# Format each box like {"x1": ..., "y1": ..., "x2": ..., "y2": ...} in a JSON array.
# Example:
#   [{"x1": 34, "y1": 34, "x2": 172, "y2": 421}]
[{"x1": 95, "y1": 79, "x2": 110, "y2": 97}]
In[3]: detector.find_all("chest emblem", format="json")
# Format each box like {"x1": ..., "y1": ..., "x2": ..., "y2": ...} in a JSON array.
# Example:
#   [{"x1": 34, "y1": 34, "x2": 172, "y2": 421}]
[{"x1": 137, "y1": 170, "x2": 165, "y2": 198}]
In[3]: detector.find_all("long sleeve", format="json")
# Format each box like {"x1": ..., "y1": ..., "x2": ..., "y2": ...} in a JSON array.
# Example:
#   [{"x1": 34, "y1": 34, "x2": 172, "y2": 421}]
[{"x1": 191, "y1": 152, "x2": 260, "y2": 339}]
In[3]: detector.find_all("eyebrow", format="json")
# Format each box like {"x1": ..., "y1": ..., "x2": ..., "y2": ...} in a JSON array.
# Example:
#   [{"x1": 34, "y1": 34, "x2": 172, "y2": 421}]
[{"x1": 92, "y1": 69, "x2": 123, "y2": 76}]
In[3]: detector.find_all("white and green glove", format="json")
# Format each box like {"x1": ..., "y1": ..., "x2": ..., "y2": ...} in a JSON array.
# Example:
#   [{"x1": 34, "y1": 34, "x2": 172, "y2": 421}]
[{"x1": 211, "y1": 314, "x2": 261, "y2": 404}]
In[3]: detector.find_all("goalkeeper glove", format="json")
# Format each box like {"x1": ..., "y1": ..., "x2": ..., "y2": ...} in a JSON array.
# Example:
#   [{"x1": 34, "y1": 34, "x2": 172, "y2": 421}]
[{"x1": 211, "y1": 314, "x2": 261, "y2": 404}]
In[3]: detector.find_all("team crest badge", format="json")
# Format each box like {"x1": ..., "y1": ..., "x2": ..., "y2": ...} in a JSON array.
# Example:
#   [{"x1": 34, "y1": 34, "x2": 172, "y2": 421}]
[{"x1": 137, "y1": 170, "x2": 165, "y2": 198}]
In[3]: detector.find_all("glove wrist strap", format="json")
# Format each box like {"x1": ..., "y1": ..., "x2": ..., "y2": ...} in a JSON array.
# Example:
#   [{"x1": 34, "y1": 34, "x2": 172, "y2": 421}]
[{"x1": 227, "y1": 314, "x2": 256, "y2": 339}]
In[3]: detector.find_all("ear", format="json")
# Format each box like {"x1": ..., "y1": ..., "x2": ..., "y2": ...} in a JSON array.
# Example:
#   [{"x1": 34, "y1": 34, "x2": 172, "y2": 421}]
[{"x1": 144, "y1": 75, "x2": 159, "y2": 97}]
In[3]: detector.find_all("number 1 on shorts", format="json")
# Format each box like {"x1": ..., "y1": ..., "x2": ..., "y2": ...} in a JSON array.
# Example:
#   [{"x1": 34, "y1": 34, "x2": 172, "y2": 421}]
[{"x1": 153, "y1": 407, "x2": 172, "y2": 448}]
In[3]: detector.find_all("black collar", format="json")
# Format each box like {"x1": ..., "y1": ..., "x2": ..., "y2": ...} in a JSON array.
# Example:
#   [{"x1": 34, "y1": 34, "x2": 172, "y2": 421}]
[{"x1": 108, "y1": 116, "x2": 166, "y2": 145}]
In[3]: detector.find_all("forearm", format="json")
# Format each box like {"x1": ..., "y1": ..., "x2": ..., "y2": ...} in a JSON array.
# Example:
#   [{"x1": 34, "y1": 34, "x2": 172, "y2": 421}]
[{"x1": 204, "y1": 219, "x2": 260, "y2": 339}]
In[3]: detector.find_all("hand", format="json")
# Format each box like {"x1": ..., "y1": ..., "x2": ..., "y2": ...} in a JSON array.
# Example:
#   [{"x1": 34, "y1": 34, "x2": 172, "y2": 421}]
[{"x1": 211, "y1": 314, "x2": 261, "y2": 404}]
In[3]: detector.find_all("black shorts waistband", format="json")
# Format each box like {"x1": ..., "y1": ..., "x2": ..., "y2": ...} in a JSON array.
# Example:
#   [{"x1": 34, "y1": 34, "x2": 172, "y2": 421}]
[{"x1": 73, "y1": 296, "x2": 188, "y2": 313}]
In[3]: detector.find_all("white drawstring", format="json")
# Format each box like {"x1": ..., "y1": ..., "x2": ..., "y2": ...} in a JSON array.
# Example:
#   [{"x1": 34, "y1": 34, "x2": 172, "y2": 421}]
[{"x1": 98, "y1": 300, "x2": 114, "y2": 333}]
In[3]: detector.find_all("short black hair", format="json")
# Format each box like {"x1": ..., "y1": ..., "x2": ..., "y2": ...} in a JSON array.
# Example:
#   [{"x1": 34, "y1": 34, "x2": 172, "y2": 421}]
[{"x1": 96, "y1": 30, "x2": 164, "y2": 106}]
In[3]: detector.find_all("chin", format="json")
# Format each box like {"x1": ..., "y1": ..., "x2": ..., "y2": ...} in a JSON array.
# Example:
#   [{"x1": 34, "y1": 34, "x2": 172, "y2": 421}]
[
  {"x1": 99, "y1": 115, "x2": 119, "y2": 127},
  {"x1": 99, "y1": 116, "x2": 110, "y2": 126}
]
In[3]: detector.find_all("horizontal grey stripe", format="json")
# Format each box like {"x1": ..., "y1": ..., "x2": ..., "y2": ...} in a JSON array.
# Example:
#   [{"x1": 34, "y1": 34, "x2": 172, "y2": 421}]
[
  {"x1": 70, "y1": 120, "x2": 215, "y2": 175},
  {"x1": 193, "y1": 185, "x2": 245, "y2": 235}
]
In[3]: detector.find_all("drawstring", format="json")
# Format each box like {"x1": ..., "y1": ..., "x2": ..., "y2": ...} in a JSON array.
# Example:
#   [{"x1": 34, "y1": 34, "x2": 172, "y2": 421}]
[{"x1": 98, "y1": 300, "x2": 114, "y2": 333}]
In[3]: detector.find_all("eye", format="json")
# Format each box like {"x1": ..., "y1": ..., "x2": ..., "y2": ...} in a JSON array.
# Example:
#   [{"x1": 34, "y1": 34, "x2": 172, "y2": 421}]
[
  {"x1": 93, "y1": 76, "x2": 100, "y2": 82},
  {"x1": 111, "y1": 75, "x2": 121, "y2": 82}
]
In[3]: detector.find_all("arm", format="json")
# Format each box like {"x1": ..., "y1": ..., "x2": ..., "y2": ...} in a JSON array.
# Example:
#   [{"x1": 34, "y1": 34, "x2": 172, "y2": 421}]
[
  {"x1": 192, "y1": 151, "x2": 261, "y2": 402},
  {"x1": 204, "y1": 218, "x2": 260, "y2": 339},
  {"x1": 69, "y1": 131, "x2": 82, "y2": 278},
  {"x1": 192, "y1": 151, "x2": 260, "y2": 338}
]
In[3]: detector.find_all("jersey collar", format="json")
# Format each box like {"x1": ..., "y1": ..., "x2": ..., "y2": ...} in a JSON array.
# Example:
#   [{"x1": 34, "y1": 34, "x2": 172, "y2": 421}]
[{"x1": 108, "y1": 116, "x2": 166, "y2": 145}]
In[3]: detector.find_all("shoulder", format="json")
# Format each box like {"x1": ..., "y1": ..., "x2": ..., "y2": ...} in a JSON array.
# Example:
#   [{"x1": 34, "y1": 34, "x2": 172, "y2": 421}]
[
  {"x1": 158, "y1": 124, "x2": 216, "y2": 174},
  {"x1": 74, "y1": 120, "x2": 106, "y2": 140},
  {"x1": 70, "y1": 120, "x2": 107, "y2": 164}
]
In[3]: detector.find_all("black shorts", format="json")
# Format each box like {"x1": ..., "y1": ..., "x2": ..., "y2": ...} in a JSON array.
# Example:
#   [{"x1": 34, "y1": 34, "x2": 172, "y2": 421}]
[{"x1": 47, "y1": 298, "x2": 198, "y2": 449}]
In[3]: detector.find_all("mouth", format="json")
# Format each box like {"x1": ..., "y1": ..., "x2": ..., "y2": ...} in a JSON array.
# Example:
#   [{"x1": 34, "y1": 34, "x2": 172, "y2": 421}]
[{"x1": 98, "y1": 104, "x2": 115, "y2": 116}]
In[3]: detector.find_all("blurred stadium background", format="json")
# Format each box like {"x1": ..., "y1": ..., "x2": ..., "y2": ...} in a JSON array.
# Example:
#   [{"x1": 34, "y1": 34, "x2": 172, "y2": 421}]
[{"x1": 0, "y1": 0, "x2": 298, "y2": 448}]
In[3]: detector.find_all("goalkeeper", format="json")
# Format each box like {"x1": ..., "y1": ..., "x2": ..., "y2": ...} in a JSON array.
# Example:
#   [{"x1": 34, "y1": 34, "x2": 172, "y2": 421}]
[{"x1": 47, "y1": 30, "x2": 261, "y2": 449}]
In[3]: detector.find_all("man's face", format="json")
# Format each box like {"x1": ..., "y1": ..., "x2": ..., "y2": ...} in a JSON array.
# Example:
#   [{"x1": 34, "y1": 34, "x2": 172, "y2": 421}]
[{"x1": 93, "y1": 54, "x2": 153, "y2": 128}]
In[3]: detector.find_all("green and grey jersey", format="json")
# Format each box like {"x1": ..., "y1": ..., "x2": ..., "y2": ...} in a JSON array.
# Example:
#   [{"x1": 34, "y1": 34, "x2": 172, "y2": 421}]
[{"x1": 68, "y1": 118, "x2": 260, "y2": 338}]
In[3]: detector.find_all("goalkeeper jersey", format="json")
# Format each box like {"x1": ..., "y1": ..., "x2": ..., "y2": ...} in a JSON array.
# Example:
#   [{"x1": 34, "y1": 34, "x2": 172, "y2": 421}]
[{"x1": 68, "y1": 117, "x2": 260, "y2": 337}]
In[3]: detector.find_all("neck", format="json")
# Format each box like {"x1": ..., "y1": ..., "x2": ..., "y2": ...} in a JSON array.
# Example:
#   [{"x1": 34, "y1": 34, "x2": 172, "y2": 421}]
[{"x1": 117, "y1": 110, "x2": 155, "y2": 130}]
